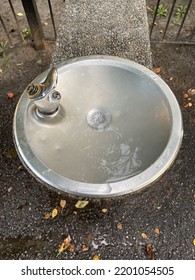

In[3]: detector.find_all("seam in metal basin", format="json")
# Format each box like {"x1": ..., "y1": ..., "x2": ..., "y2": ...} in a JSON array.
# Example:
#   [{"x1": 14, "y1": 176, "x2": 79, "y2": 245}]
[{"x1": 13, "y1": 56, "x2": 183, "y2": 197}]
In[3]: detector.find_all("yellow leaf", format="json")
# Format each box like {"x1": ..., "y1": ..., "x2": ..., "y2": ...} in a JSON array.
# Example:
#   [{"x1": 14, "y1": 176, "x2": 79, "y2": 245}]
[
  {"x1": 60, "y1": 199, "x2": 66, "y2": 209},
  {"x1": 51, "y1": 208, "x2": 58, "y2": 219},
  {"x1": 17, "y1": 12, "x2": 23, "y2": 17},
  {"x1": 141, "y1": 232, "x2": 148, "y2": 239},
  {"x1": 193, "y1": 239, "x2": 195, "y2": 246},
  {"x1": 75, "y1": 200, "x2": 89, "y2": 209},
  {"x1": 57, "y1": 235, "x2": 71, "y2": 256},
  {"x1": 92, "y1": 255, "x2": 101, "y2": 260},
  {"x1": 101, "y1": 208, "x2": 108, "y2": 213}
]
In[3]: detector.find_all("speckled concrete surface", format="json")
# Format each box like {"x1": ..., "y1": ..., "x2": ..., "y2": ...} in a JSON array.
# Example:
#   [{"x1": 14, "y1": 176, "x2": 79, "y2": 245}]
[{"x1": 52, "y1": 0, "x2": 152, "y2": 68}]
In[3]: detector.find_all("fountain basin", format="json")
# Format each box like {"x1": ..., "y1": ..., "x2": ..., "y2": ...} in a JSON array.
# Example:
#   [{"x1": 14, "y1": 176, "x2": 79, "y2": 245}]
[{"x1": 13, "y1": 56, "x2": 183, "y2": 197}]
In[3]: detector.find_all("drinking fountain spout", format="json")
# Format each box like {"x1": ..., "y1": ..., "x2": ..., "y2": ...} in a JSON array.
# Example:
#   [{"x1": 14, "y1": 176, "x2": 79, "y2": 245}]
[{"x1": 27, "y1": 67, "x2": 61, "y2": 116}]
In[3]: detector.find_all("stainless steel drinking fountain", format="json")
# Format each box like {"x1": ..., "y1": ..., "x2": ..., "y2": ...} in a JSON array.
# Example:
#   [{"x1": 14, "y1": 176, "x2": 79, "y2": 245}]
[{"x1": 13, "y1": 56, "x2": 183, "y2": 197}]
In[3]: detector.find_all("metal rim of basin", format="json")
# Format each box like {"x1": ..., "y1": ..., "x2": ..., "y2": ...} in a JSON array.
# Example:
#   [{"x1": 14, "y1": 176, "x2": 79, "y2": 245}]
[{"x1": 13, "y1": 55, "x2": 183, "y2": 198}]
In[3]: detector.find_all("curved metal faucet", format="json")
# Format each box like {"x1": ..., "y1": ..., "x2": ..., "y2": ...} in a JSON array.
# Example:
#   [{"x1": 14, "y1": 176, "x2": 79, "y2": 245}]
[{"x1": 27, "y1": 67, "x2": 61, "y2": 116}]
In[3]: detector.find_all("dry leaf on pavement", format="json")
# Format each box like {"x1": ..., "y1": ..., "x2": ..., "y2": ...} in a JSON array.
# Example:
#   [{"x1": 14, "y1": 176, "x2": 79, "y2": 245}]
[
  {"x1": 44, "y1": 213, "x2": 50, "y2": 220},
  {"x1": 60, "y1": 199, "x2": 66, "y2": 209},
  {"x1": 82, "y1": 244, "x2": 89, "y2": 252},
  {"x1": 153, "y1": 67, "x2": 161, "y2": 74},
  {"x1": 75, "y1": 200, "x2": 89, "y2": 209},
  {"x1": 154, "y1": 227, "x2": 160, "y2": 235},
  {"x1": 117, "y1": 222, "x2": 123, "y2": 230},
  {"x1": 57, "y1": 235, "x2": 71, "y2": 256},
  {"x1": 92, "y1": 255, "x2": 101, "y2": 260},
  {"x1": 141, "y1": 232, "x2": 148, "y2": 239},
  {"x1": 183, "y1": 93, "x2": 189, "y2": 99},
  {"x1": 69, "y1": 243, "x2": 75, "y2": 252},
  {"x1": 146, "y1": 244, "x2": 155, "y2": 260},
  {"x1": 51, "y1": 208, "x2": 58, "y2": 219},
  {"x1": 7, "y1": 92, "x2": 15, "y2": 99}
]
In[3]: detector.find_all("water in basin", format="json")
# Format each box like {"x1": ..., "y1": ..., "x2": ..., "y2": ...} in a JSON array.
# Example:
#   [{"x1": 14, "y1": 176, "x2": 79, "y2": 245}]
[{"x1": 25, "y1": 64, "x2": 171, "y2": 184}]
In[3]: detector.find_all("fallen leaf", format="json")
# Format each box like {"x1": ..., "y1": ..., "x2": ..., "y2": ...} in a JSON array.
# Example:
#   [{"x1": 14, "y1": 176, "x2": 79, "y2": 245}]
[
  {"x1": 17, "y1": 12, "x2": 23, "y2": 17},
  {"x1": 183, "y1": 93, "x2": 189, "y2": 99},
  {"x1": 8, "y1": 187, "x2": 13, "y2": 192},
  {"x1": 117, "y1": 222, "x2": 123, "y2": 230},
  {"x1": 75, "y1": 200, "x2": 89, "y2": 209},
  {"x1": 102, "y1": 208, "x2": 108, "y2": 213},
  {"x1": 51, "y1": 208, "x2": 58, "y2": 219},
  {"x1": 69, "y1": 243, "x2": 75, "y2": 252},
  {"x1": 82, "y1": 244, "x2": 89, "y2": 252},
  {"x1": 57, "y1": 235, "x2": 71, "y2": 256},
  {"x1": 146, "y1": 244, "x2": 155, "y2": 260},
  {"x1": 92, "y1": 255, "x2": 101, "y2": 260},
  {"x1": 188, "y1": 88, "x2": 195, "y2": 95},
  {"x1": 5, "y1": 148, "x2": 17, "y2": 158},
  {"x1": 193, "y1": 239, "x2": 195, "y2": 246},
  {"x1": 169, "y1": 77, "x2": 173, "y2": 81},
  {"x1": 44, "y1": 213, "x2": 50, "y2": 220},
  {"x1": 0, "y1": 69, "x2": 3, "y2": 74},
  {"x1": 141, "y1": 232, "x2": 148, "y2": 239},
  {"x1": 153, "y1": 67, "x2": 161, "y2": 74},
  {"x1": 7, "y1": 92, "x2": 14, "y2": 99},
  {"x1": 154, "y1": 227, "x2": 160, "y2": 235},
  {"x1": 88, "y1": 234, "x2": 92, "y2": 241},
  {"x1": 188, "y1": 102, "x2": 193, "y2": 107},
  {"x1": 60, "y1": 199, "x2": 66, "y2": 209},
  {"x1": 183, "y1": 103, "x2": 189, "y2": 108}
]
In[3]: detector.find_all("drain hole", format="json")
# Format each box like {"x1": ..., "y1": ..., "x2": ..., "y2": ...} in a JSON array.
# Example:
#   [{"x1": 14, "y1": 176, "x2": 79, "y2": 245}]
[{"x1": 87, "y1": 107, "x2": 111, "y2": 130}]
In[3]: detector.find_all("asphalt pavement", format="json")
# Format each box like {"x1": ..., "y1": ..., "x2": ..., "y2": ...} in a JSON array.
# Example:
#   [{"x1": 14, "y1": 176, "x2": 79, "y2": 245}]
[{"x1": 0, "y1": 43, "x2": 194, "y2": 260}]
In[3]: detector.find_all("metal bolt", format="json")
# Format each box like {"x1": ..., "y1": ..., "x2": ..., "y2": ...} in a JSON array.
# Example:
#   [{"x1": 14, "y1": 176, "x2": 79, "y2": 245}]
[
  {"x1": 52, "y1": 91, "x2": 61, "y2": 100},
  {"x1": 27, "y1": 84, "x2": 38, "y2": 95}
]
